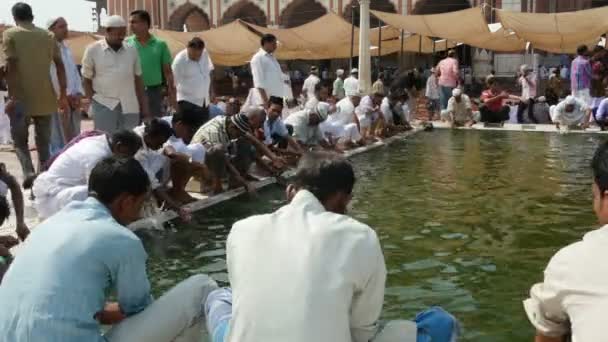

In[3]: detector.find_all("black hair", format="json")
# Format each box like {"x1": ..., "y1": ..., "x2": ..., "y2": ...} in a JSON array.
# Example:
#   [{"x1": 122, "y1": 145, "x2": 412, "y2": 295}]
[
  {"x1": 110, "y1": 130, "x2": 142, "y2": 155},
  {"x1": 261, "y1": 34, "x2": 277, "y2": 46},
  {"x1": 173, "y1": 108, "x2": 205, "y2": 131},
  {"x1": 293, "y1": 152, "x2": 355, "y2": 202},
  {"x1": 187, "y1": 37, "x2": 205, "y2": 49},
  {"x1": 144, "y1": 118, "x2": 173, "y2": 140},
  {"x1": 268, "y1": 96, "x2": 284, "y2": 108},
  {"x1": 577, "y1": 45, "x2": 589, "y2": 56},
  {"x1": 89, "y1": 157, "x2": 150, "y2": 205},
  {"x1": 0, "y1": 195, "x2": 9, "y2": 226},
  {"x1": 130, "y1": 10, "x2": 151, "y2": 27},
  {"x1": 12, "y1": 2, "x2": 33, "y2": 22},
  {"x1": 592, "y1": 140, "x2": 608, "y2": 196}
]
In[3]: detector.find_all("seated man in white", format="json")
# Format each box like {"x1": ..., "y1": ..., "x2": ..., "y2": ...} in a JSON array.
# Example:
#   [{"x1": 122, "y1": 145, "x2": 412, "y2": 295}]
[
  {"x1": 33, "y1": 130, "x2": 142, "y2": 220},
  {"x1": 321, "y1": 93, "x2": 363, "y2": 149},
  {"x1": 204, "y1": 152, "x2": 460, "y2": 342},
  {"x1": 550, "y1": 95, "x2": 592, "y2": 130},
  {"x1": 284, "y1": 102, "x2": 332, "y2": 148},
  {"x1": 356, "y1": 92, "x2": 385, "y2": 140},
  {"x1": 524, "y1": 141, "x2": 608, "y2": 342},
  {"x1": 440, "y1": 88, "x2": 480, "y2": 127}
]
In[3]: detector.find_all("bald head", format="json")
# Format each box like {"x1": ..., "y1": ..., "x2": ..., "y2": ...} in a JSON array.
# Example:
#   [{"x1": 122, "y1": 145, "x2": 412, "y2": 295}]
[{"x1": 243, "y1": 106, "x2": 266, "y2": 130}]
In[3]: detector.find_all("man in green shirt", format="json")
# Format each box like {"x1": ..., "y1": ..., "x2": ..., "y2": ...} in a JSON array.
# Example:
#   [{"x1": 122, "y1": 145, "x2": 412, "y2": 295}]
[{"x1": 127, "y1": 10, "x2": 175, "y2": 118}]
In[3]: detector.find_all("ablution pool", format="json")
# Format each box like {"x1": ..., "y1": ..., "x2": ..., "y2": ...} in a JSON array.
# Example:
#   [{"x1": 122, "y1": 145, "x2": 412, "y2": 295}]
[{"x1": 139, "y1": 129, "x2": 603, "y2": 341}]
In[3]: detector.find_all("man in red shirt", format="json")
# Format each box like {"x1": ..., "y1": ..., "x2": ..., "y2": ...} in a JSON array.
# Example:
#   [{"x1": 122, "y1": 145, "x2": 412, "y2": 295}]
[{"x1": 480, "y1": 76, "x2": 515, "y2": 123}]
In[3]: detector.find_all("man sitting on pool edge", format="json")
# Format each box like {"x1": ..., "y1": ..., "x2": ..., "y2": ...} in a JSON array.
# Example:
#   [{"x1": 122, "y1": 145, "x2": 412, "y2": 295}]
[{"x1": 204, "y1": 152, "x2": 459, "y2": 342}]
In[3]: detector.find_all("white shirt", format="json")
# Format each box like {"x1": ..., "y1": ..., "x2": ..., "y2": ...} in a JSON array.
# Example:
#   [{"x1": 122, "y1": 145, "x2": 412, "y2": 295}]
[
  {"x1": 344, "y1": 76, "x2": 359, "y2": 96},
  {"x1": 172, "y1": 49, "x2": 215, "y2": 107},
  {"x1": 355, "y1": 96, "x2": 377, "y2": 123},
  {"x1": 380, "y1": 97, "x2": 394, "y2": 123},
  {"x1": 250, "y1": 48, "x2": 283, "y2": 98},
  {"x1": 524, "y1": 225, "x2": 608, "y2": 341},
  {"x1": 81, "y1": 40, "x2": 142, "y2": 114},
  {"x1": 226, "y1": 190, "x2": 386, "y2": 342},
  {"x1": 520, "y1": 74, "x2": 537, "y2": 100},
  {"x1": 302, "y1": 74, "x2": 320, "y2": 100},
  {"x1": 160, "y1": 116, "x2": 206, "y2": 163},
  {"x1": 331, "y1": 97, "x2": 357, "y2": 126},
  {"x1": 50, "y1": 40, "x2": 83, "y2": 97},
  {"x1": 133, "y1": 125, "x2": 168, "y2": 190},
  {"x1": 425, "y1": 74, "x2": 440, "y2": 99},
  {"x1": 446, "y1": 95, "x2": 472, "y2": 122},
  {"x1": 284, "y1": 109, "x2": 324, "y2": 145}
]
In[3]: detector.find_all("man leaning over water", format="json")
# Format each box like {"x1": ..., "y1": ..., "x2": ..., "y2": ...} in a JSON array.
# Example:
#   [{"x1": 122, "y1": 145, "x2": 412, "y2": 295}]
[
  {"x1": 204, "y1": 152, "x2": 459, "y2": 342},
  {"x1": 524, "y1": 140, "x2": 608, "y2": 342},
  {"x1": 0, "y1": 156, "x2": 218, "y2": 342}
]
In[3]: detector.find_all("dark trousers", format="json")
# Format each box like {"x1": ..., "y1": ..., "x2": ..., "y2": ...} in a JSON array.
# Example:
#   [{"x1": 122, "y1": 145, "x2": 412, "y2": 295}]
[
  {"x1": 178, "y1": 100, "x2": 210, "y2": 126},
  {"x1": 480, "y1": 105, "x2": 510, "y2": 123},
  {"x1": 517, "y1": 98, "x2": 537, "y2": 123},
  {"x1": 9, "y1": 103, "x2": 52, "y2": 178},
  {"x1": 145, "y1": 85, "x2": 164, "y2": 118}
]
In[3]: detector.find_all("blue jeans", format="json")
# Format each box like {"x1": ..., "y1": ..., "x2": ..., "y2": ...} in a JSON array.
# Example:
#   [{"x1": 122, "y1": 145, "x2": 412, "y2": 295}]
[{"x1": 439, "y1": 86, "x2": 454, "y2": 110}]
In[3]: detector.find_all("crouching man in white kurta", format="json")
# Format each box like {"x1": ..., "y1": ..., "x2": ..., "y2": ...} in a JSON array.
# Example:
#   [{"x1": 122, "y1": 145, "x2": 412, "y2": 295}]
[{"x1": 204, "y1": 152, "x2": 460, "y2": 342}]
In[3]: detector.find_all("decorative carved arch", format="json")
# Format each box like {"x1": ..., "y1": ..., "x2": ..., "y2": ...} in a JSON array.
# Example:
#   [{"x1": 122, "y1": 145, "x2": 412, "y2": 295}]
[
  {"x1": 168, "y1": 2, "x2": 211, "y2": 31},
  {"x1": 343, "y1": 0, "x2": 396, "y2": 27},
  {"x1": 412, "y1": 0, "x2": 471, "y2": 15},
  {"x1": 222, "y1": 0, "x2": 267, "y2": 26},
  {"x1": 279, "y1": 0, "x2": 328, "y2": 28}
]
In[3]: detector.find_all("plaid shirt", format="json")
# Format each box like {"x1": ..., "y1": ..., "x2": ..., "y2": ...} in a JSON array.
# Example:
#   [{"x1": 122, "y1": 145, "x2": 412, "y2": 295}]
[
  {"x1": 191, "y1": 116, "x2": 230, "y2": 145},
  {"x1": 571, "y1": 56, "x2": 592, "y2": 93}
]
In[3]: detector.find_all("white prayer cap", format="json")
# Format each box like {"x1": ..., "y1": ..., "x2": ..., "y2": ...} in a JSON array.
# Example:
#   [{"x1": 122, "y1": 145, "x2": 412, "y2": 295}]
[
  {"x1": 46, "y1": 17, "x2": 63, "y2": 29},
  {"x1": 351, "y1": 68, "x2": 359, "y2": 74},
  {"x1": 346, "y1": 88, "x2": 363, "y2": 97},
  {"x1": 452, "y1": 88, "x2": 462, "y2": 97},
  {"x1": 520, "y1": 64, "x2": 532, "y2": 72},
  {"x1": 537, "y1": 96, "x2": 546, "y2": 102},
  {"x1": 336, "y1": 69, "x2": 344, "y2": 76},
  {"x1": 315, "y1": 102, "x2": 330, "y2": 121},
  {"x1": 102, "y1": 15, "x2": 127, "y2": 28},
  {"x1": 565, "y1": 95, "x2": 576, "y2": 105}
]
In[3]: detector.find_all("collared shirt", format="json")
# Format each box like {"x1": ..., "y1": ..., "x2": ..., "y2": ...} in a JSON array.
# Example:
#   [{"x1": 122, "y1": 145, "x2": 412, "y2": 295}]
[
  {"x1": 519, "y1": 74, "x2": 537, "y2": 100},
  {"x1": 332, "y1": 97, "x2": 357, "y2": 126},
  {"x1": 552, "y1": 97, "x2": 589, "y2": 125},
  {"x1": 284, "y1": 109, "x2": 324, "y2": 145},
  {"x1": 191, "y1": 116, "x2": 230, "y2": 145},
  {"x1": 263, "y1": 117, "x2": 289, "y2": 145},
  {"x1": 126, "y1": 35, "x2": 172, "y2": 87},
  {"x1": 2, "y1": 23, "x2": 59, "y2": 117},
  {"x1": 250, "y1": 48, "x2": 283, "y2": 98},
  {"x1": 524, "y1": 225, "x2": 608, "y2": 341},
  {"x1": 343, "y1": 76, "x2": 359, "y2": 96},
  {"x1": 437, "y1": 57, "x2": 459, "y2": 88},
  {"x1": 50, "y1": 40, "x2": 83, "y2": 97},
  {"x1": 372, "y1": 79, "x2": 385, "y2": 95},
  {"x1": 571, "y1": 56, "x2": 592, "y2": 93},
  {"x1": 425, "y1": 74, "x2": 440, "y2": 99},
  {"x1": 302, "y1": 74, "x2": 320, "y2": 100},
  {"x1": 0, "y1": 197, "x2": 152, "y2": 342},
  {"x1": 172, "y1": 48, "x2": 215, "y2": 107},
  {"x1": 226, "y1": 190, "x2": 386, "y2": 342},
  {"x1": 446, "y1": 95, "x2": 472, "y2": 122},
  {"x1": 81, "y1": 39, "x2": 142, "y2": 114},
  {"x1": 333, "y1": 77, "x2": 345, "y2": 99}
]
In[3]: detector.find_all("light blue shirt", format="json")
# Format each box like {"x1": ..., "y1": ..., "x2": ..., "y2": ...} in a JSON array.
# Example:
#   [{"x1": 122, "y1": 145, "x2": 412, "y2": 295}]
[{"x1": 0, "y1": 197, "x2": 153, "y2": 342}]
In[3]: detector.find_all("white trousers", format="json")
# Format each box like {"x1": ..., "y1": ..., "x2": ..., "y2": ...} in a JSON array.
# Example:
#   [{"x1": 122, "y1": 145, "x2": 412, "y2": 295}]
[
  {"x1": 33, "y1": 180, "x2": 88, "y2": 220},
  {"x1": 105, "y1": 274, "x2": 218, "y2": 342}
]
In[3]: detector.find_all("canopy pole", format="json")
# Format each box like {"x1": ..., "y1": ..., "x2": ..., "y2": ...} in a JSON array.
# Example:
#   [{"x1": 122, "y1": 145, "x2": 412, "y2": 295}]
[
  {"x1": 400, "y1": 29, "x2": 404, "y2": 70},
  {"x1": 378, "y1": 19, "x2": 382, "y2": 63},
  {"x1": 350, "y1": 4, "x2": 355, "y2": 71}
]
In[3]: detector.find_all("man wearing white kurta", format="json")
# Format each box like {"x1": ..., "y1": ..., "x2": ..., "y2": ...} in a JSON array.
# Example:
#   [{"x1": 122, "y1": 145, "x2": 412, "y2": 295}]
[
  {"x1": 301, "y1": 66, "x2": 320, "y2": 103},
  {"x1": 249, "y1": 34, "x2": 283, "y2": 107},
  {"x1": 204, "y1": 153, "x2": 459, "y2": 342},
  {"x1": 550, "y1": 95, "x2": 591, "y2": 130},
  {"x1": 343, "y1": 68, "x2": 360, "y2": 97},
  {"x1": 321, "y1": 93, "x2": 362, "y2": 145}
]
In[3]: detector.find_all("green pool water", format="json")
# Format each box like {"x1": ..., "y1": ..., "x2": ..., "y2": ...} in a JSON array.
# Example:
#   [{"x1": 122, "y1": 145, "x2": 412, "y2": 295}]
[{"x1": 139, "y1": 129, "x2": 604, "y2": 341}]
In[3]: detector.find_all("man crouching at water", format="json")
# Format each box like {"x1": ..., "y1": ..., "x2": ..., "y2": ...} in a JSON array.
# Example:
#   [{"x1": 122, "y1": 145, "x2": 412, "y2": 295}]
[
  {"x1": 204, "y1": 152, "x2": 459, "y2": 342},
  {"x1": 0, "y1": 157, "x2": 218, "y2": 341},
  {"x1": 524, "y1": 140, "x2": 608, "y2": 342}
]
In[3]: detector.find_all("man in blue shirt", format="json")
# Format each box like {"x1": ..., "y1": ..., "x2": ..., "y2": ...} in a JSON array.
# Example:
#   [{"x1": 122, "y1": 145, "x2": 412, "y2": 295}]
[{"x1": 0, "y1": 156, "x2": 218, "y2": 342}]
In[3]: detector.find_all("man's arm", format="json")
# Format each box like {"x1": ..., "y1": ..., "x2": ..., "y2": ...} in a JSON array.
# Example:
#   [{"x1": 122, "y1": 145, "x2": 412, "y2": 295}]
[
  {"x1": 110, "y1": 241, "x2": 153, "y2": 320},
  {"x1": 0, "y1": 165, "x2": 28, "y2": 240},
  {"x1": 162, "y1": 63, "x2": 176, "y2": 108},
  {"x1": 83, "y1": 78, "x2": 94, "y2": 99},
  {"x1": 52, "y1": 44, "x2": 68, "y2": 113},
  {"x1": 244, "y1": 133, "x2": 286, "y2": 169}
]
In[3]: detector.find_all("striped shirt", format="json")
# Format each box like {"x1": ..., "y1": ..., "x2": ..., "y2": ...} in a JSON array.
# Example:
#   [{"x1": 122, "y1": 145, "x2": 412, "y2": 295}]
[
  {"x1": 192, "y1": 116, "x2": 230, "y2": 145},
  {"x1": 571, "y1": 56, "x2": 592, "y2": 93}
]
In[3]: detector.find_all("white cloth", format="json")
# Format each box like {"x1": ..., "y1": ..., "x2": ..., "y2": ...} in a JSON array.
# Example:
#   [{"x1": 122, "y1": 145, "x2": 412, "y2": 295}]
[
  {"x1": 302, "y1": 74, "x2": 320, "y2": 100},
  {"x1": 320, "y1": 121, "x2": 361, "y2": 143},
  {"x1": 159, "y1": 116, "x2": 206, "y2": 163},
  {"x1": 550, "y1": 97, "x2": 589, "y2": 125},
  {"x1": 50, "y1": 40, "x2": 83, "y2": 97},
  {"x1": 519, "y1": 74, "x2": 537, "y2": 100},
  {"x1": 226, "y1": 190, "x2": 386, "y2": 342},
  {"x1": 32, "y1": 135, "x2": 111, "y2": 219},
  {"x1": 331, "y1": 97, "x2": 357, "y2": 126},
  {"x1": 344, "y1": 76, "x2": 359, "y2": 97},
  {"x1": 241, "y1": 88, "x2": 265, "y2": 112},
  {"x1": 425, "y1": 75, "x2": 439, "y2": 99},
  {"x1": 560, "y1": 67, "x2": 569, "y2": 80},
  {"x1": 446, "y1": 95, "x2": 472, "y2": 122},
  {"x1": 81, "y1": 40, "x2": 142, "y2": 114},
  {"x1": 304, "y1": 97, "x2": 319, "y2": 110},
  {"x1": 250, "y1": 48, "x2": 284, "y2": 98},
  {"x1": 400, "y1": 102, "x2": 411, "y2": 123},
  {"x1": 284, "y1": 109, "x2": 324, "y2": 145},
  {"x1": 0, "y1": 92, "x2": 11, "y2": 145},
  {"x1": 380, "y1": 97, "x2": 394, "y2": 124},
  {"x1": 524, "y1": 225, "x2": 608, "y2": 341},
  {"x1": 573, "y1": 88, "x2": 592, "y2": 106},
  {"x1": 282, "y1": 72, "x2": 293, "y2": 99},
  {"x1": 355, "y1": 96, "x2": 378, "y2": 129},
  {"x1": 172, "y1": 49, "x2": 215, "y2": 107},
  {"x1": 133, "y1": 126, "x2": 168, "y2": 190}
]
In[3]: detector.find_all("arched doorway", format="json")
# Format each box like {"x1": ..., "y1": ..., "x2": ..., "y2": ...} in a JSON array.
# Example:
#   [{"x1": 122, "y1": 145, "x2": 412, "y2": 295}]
[
  {"x1": 280, "y1": 0, "x2": 327, "y2": 28},
  {"x1": 222, "y1": 0, "x2": 267, "y2": 26},
  {"x1": 412, "y1": 0, "x2": 471, "y2": 14},
  {"x1": 342, "y1": 0, "x2": 396, "y2": 27},
  {"x1": 168, "y1": 3, "x2": 211, "y2": 31}
]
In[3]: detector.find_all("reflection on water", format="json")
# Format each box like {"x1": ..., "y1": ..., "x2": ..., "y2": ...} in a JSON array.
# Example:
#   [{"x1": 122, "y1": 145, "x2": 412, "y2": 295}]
[{"x1": 139, "y1": 130, "x2": 603, "y2": 341}]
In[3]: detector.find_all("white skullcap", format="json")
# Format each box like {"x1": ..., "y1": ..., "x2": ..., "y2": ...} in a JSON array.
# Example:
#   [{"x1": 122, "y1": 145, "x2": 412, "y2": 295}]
[
  {"x1": 103, "y1": 15, "x2": 127, "y2": 28},
  {"x1": 537, "y1": 96, "x2": 546, "y2": 102},
  {"x1": 520, "y1": 64, "x2": 531, "y2": 73},
  {"x1": 336, "y1": 69, "x2": 344, "y2": 76},
  {"x1": 315, "y1": 102, "x2": 330, "y2": 121},
  {"x1": 452, "y1": 88, "x2": 462, "y2": 97},
  {"x1": 46, "y1": 17, "x2": 62, "y2": 29},
  {"x1": 351, "y1": 68, "x2": 359, "y2": 74},
  {"x1": 565, "y1": 95, "x2": 576, "y2": 105}
]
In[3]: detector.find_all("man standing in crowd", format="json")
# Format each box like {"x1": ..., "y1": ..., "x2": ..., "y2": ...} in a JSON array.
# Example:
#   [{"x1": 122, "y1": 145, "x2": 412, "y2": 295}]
[
  {"x1": 441, "y1": 88, "x2": 477, "y2": 127},
  {"x1": 437, "y1": 50, "x2": 459, "y2": 110},
  {"x1": 205, "y1": 152, "x2": 459, "y2": 342},
  {"x1": 479, "y1": 76, "x2": 513, "y2": 124},
  {"x1": 425, "y1": 67, "x2": 440, "y2": 121},
  {"x1": 344, "y1": 68, "x2": 359, "y2": 97},
  {"x1": 0, "y1": 157, "x2": 219, "y2": 342},
  {"x1": 47, "y1": 17, "x2": 84, "y2": 155},
  {"x1": 332, "y1": 69, "x2": 346, "y2": 100},
  {"x1": 302, "y1": 66, "x2": 321, "y2": 103},
  {"x1": 550, "y1": 95, "x2": 591, "y2": 130},
  {"x1": 82, "y1": 15, "x2": 149, "y2": 134},
  {"x1": 250, "y1": 34, "x2": 283, "y2": 106},
  {"x1": 524, "y1": 140, "x2": 608, "y2": 342},
  {"x1": 372, "y1": 72, "x2": 385, "y2": 96},
  {"x1": 571, "y1": 45, "x2": 592, "y2": 105},
  {"x1": 516, "y1": 64, "x2": 537, "y2": 123},
  {"x1": 2, "y1": 2, "x2": 69, "y2": 185},
  {"x1": 128, "y1": 10, "x2": 176, "y2": 117},
  {"x1": 172, "y1": 37, "x2": 214, "y2": 124}
]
